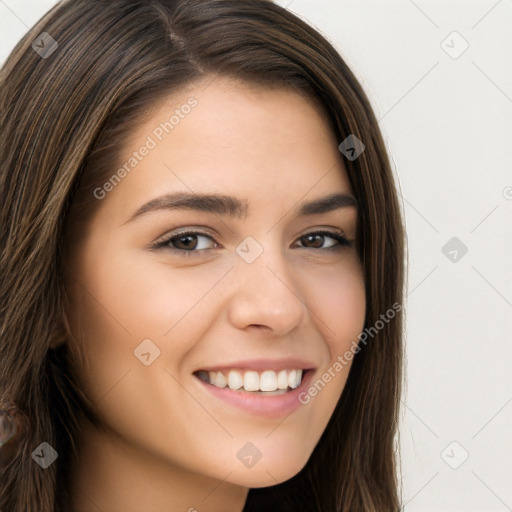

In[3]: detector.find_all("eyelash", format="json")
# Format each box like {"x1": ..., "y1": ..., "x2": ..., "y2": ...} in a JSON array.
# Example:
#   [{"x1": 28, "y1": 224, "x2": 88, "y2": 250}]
[{"x1": 151, "y1": 229, "x2": 353, "y2": 256}]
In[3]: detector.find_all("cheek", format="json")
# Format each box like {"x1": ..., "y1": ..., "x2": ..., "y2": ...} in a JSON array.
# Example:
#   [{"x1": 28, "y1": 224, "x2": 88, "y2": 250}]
[
  {"x1": 287, "y1": 257, "x2": 365, "y2": 447},
  {"x1": 76, "y1": 242, "x2": 231, "y2": 334},
  {"x1": 67, "y1": 244, "x2": 232, "y2": 388},
  {"x1": 301, "y1": 256, "x2": 366, "y2": 358},
  {"x1": 136, "y1": 247, "x2": 239, "y2": 319}
]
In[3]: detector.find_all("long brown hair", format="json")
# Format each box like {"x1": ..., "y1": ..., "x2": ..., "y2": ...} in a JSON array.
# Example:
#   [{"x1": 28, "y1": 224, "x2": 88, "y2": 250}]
[{"x1": 0, "y1": 1, "x2": 405, "y2": 510}]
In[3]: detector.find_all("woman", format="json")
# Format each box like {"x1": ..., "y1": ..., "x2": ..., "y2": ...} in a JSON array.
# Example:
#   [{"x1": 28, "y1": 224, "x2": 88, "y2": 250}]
[{"x1": 0, "y1": 1, "x2": 405, "y2": 510}]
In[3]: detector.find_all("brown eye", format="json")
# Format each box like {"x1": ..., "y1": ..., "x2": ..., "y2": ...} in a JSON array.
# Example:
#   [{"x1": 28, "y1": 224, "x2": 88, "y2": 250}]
[
  {"x1": 296, "y1": 231, "x2": 351, "y2": 251},
  {"x1": 173, "y1": 234, "x2": 199, "y2": 250},
  {"x1": 300, "y1": 233, "x2": 325, "y2": 248},
  {"x1": 153, "y1": 231, "x2": 218, "y2": 254}
]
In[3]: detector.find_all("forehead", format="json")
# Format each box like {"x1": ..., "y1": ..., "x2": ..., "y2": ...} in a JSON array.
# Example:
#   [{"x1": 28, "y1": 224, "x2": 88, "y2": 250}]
[
  {"x1": 143, "y1": 76, "x2": 333, "y2": 140},
  {"x1": 106, "y1": 75, "x2": 353, "y2": 216}
]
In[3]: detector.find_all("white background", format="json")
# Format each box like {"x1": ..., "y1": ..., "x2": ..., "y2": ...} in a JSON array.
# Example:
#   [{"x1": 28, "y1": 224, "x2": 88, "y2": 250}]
[{"x1": 1, "y1": 1, "x2": 511, "y2": 510}]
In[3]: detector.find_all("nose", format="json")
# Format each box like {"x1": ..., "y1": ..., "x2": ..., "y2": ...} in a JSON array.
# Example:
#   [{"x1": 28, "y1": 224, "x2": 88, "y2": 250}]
[{"x1": 226, "y1": 243, "x2": 306, "y2": 335}]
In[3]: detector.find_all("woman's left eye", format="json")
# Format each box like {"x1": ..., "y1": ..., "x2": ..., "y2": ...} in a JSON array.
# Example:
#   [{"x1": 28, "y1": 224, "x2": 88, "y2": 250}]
[
  {"x1": 152, "y1": 229, "x2": 352, "y2": 255},
  {"x1": 295, "y1": 231, "x2": 352, "y2": 251}
]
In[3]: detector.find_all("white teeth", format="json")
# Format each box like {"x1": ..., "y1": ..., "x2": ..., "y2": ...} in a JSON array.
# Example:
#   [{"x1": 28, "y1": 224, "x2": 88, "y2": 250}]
[
  {"x1": 288, "y1": 369, "x2": 297, "y2": 389},
  {"x1": 277, "y1": 370, "x2": 288, "y2": 390},
  {"x1": 289, "y1": 369, "x2": 302, "y2": 389},
  {"x1": 214, "y1": 371, "x2": 227, "y2": 388},
  {"x1": 243, "y1": 371, "x2": 260, "y2": 392},
  {"x1": 228, "y1": 370, "x2": 243, "y2": 390},
  {"x1": 259, "y1": 370, "x2": 278, "y2": 392},
  {"x1": 199, "y1": 368, "x2": 305, "y2": 392}
]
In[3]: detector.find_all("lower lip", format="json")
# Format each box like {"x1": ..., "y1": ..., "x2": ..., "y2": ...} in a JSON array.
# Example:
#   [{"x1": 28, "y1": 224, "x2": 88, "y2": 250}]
[{"x1": 194, "y1": 370, "x2": 315, "y2": 419}]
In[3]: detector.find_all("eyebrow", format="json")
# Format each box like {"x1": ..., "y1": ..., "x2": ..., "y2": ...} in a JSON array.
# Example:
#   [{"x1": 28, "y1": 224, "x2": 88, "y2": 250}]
[{"x1": 125, "y1": 191, "x2": 357, "y2": 223}]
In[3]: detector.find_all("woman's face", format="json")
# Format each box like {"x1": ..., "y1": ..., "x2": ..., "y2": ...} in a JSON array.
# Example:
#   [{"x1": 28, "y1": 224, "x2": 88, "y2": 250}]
[{"x1": 66, "y1": 76, "x2": 366, "y2": 490}]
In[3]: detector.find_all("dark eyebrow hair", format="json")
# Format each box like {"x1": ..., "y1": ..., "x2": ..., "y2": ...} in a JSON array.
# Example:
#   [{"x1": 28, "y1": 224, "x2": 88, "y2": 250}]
[
  {"x1": 125, "y1": 191, "x2": 357, "y2": 224},
  {"x1": 125, "y1": 192, "x2": 249, "y2": 223},
  {"x1": 297, "y1": 192, "x2": 357, "y2": 215}
]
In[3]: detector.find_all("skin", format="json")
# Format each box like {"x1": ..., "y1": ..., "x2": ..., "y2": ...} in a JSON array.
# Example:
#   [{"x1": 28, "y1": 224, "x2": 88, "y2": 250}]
[{"x1": 66, "y1": 75, "x2": 366, "y2": 512}]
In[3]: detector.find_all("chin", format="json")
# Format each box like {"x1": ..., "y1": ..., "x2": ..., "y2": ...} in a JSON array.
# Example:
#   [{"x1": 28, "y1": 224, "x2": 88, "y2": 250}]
[{"x1": 223, "y1": 452, "x2": 311, "y2": 489}]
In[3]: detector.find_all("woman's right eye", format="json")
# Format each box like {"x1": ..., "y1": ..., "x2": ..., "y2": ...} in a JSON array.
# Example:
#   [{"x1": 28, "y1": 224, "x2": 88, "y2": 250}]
[{"x1": 152, "y1": 231, "x2": 219, "y2": 255}]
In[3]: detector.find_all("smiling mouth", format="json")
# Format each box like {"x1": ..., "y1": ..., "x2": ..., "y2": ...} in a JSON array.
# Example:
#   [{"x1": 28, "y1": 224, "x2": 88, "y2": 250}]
[{"x1": 193, "y1": 368, "x2": 308, "y2": 394}]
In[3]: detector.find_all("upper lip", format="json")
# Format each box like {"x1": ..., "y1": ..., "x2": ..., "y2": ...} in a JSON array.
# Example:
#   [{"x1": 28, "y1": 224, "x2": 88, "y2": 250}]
[{"x1": 194, "y1": 358, "x2": 317, "y2": 373}]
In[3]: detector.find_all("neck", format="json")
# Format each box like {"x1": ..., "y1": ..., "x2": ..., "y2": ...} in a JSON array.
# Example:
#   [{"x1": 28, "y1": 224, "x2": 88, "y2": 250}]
[{"x1": 69, "y1": 423, "x2": 248, "y2": 512}]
